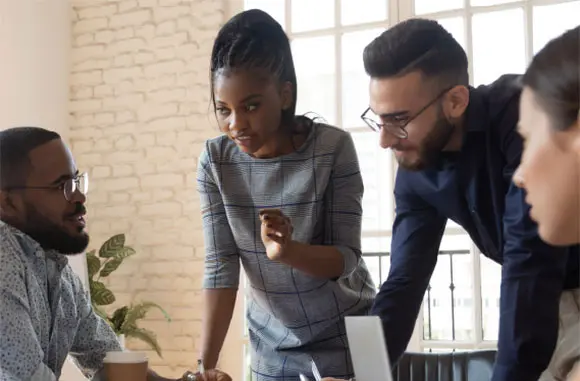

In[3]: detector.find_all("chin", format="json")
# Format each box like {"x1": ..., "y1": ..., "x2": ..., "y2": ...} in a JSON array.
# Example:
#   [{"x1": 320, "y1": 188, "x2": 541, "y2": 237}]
[{"x1": 539, "y1": 225, "x2": 579, "y2": 247}]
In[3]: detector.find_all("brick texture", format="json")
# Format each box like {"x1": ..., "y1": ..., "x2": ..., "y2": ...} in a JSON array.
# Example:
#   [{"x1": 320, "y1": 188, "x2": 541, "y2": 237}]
[{"x1": 70, "y1": 0, "x2": 224, "y2": 376}]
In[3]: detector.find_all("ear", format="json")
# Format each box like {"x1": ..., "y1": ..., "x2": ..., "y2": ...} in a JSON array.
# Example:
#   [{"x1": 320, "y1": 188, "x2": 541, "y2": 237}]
[
  {"x1": 280, "y1": 81, "x2": 293, "y2": 111},
  {"x1": 444, "y1": 85, "x2": 470, "y2": 120},
  {"x1": 0, "y1": 190, "x2": 23, "y2": 220},
  {"x1": 570, "y1": 118, "x2": 580, "y2": 154}
]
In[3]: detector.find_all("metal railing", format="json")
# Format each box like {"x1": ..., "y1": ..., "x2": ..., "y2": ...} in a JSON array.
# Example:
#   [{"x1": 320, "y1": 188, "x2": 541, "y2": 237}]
[{"x1": 362, "y1": 250, "x2": 471, "y2": 345}]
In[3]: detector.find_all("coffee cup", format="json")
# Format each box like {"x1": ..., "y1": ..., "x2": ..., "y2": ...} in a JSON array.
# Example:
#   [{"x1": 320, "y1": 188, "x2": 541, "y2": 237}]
[{"x1": 103, "y1": 351, "x2": 148, "y2": 381}]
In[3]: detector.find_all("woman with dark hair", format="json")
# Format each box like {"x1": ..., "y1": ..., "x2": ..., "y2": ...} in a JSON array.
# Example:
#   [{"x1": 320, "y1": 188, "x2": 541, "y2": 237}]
[
  {"x1": 196, "y1": 9, "x2": 375, "y2": 381},
  {"x1": 513, "y1": 26, "x2": 580, "y2": 381}
]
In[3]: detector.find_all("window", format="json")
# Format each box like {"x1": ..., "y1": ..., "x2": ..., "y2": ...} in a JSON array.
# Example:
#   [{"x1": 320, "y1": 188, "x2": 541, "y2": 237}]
[{"x1": 223, "y1": 0, "x2": 580, "y2": 379}]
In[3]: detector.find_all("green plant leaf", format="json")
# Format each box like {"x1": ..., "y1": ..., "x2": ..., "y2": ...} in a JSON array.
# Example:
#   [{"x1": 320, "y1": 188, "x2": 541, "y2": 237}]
[
  {"x1": 93, "y1": 304, "x2": 114, "y2": 329},
  {"x1": 86, "y1": 250, "x2": 100, "y2": 280},
  {"x1": 115, "y1": 246, "x2": 136, "y2": 260},
  {"x1": 110, "y1": 306, "x2": 129, "y2": 332},
  {"x1": 99, "y1": 234, "x2": 125, "y2": 258},
  {"x1": 124, "y1": 327, "x2": 163, "y2": 357},
  {"x1": 121, "y1": 301, "x2": 171, "y2": 331},
  {"x1": 99, "y1": 258, "x2": 123, "y2": 277},
  {"x1": 90, "y1": 281, "x2": 116, "y2": 306}
]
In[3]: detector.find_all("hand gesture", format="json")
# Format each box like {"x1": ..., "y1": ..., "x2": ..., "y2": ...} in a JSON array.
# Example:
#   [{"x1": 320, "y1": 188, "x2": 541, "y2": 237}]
[
  {"x1": 259, "y1": 209, "x2": 293, "y2": 260},
  {"x1": 195, "y1": 369, "x2": 232, "y2": 381}
]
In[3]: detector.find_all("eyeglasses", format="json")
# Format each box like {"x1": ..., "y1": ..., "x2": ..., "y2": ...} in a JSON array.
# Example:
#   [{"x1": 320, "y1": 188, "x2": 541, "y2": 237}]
[
  {"x1": 6, "y1": 172, "x2": 89, "y2": 202},
  {"x1": 361, "y1": 87, "x2": 453, "y2": 139}
]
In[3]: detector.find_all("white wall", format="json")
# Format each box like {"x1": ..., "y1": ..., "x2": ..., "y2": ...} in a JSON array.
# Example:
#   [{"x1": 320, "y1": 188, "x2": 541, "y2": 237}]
[
  {"x1": 0, "y1": 0, "x2": 71, "y2": 140},
  {"x1": 0, "y1": 0, "x2": 89, "y2": 287}
]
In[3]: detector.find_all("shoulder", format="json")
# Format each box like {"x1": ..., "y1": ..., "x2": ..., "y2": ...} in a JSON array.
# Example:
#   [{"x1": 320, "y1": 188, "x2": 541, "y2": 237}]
[
  {"x1": 308, "y1": 123, "x2": 357, "y2": 158},
  {"x1": 475, "y1": 74, "x2": 522, "y2": 128},
  {"x1": 313, "y1": 123, "x2": 352, "y2": 144},
  {"x1": 0, "y1": 223, "x2": 28, "y2": 277},
  {"x1": 200, "y1": 134, "x2": 239, "y2": 164}
]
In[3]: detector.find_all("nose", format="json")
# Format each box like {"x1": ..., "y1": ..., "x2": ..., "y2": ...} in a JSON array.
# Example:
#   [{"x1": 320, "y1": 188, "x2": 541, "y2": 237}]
[
  {"x1": 69, "y1": 188, "x2": 86, "y2": 204},
  {"x1": 228, "y1": 112, "x2": 248, "y2": 136},
  {"x1": 513, "y1": 166, "x2": 525, "y2": 189},
  {"x1": 379, "y1": 128, "x2": 399, "y2": 149}
]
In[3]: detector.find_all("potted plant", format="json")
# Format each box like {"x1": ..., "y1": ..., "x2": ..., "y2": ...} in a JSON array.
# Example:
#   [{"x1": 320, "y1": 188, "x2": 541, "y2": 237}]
[{"x1": 86, "y1": 234, "x2": 171, "y2": 357}]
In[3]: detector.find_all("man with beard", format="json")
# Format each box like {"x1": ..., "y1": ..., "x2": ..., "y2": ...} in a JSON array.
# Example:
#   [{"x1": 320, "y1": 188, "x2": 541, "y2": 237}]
[
  {"x1": 0, "y1": 127, "x2": 231, "y2": 381},
  {"x1": 357, "y1": 19, "x2": 579, "y2": 381}
]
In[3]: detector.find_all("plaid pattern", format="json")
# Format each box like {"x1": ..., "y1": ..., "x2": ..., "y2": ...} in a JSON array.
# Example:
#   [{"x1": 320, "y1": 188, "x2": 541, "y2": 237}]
[{"x1": 198, "y1": 124, "x2": 376, "y2": 380}]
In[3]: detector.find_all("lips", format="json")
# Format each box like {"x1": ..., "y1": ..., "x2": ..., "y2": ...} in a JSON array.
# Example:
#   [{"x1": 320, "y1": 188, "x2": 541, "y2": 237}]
[
  {"x1": 234, "y1": 136, "x2": 253, "y2": 148},
  {"x1": 67, "y1": 212, "x2": 86, "y2": 229}
]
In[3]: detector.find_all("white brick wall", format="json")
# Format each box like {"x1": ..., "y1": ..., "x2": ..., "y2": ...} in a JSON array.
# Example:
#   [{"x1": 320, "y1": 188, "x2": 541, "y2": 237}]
[{"x1": 70, "y1": 0, "x2": 224, "y2": 376}]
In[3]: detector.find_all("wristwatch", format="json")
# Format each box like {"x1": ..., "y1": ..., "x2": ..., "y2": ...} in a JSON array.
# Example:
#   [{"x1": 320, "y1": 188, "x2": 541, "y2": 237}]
[
  {"x1": 181, "y1": 360, "x2": 204, "y2": 381},
  {"x1": 181, "y1": 371, "x2": 198, "y2": 381}
]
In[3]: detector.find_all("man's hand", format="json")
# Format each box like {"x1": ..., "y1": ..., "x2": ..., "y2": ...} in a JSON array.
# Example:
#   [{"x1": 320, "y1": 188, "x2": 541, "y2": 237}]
[
  {"x1": 196, "y1": 369, "x2": 232, "y2": 381},
  {"x1": 259, "y1": 209, "x2": 294, "y2": 260}
]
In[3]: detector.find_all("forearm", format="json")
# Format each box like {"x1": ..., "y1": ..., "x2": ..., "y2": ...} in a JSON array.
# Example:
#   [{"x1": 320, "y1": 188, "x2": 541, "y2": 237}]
[
  {"x1": 200, "y1": 288, "x2": 237, "y2": 369},
  {"x1": 278, "y1": 240, "x2": 345, "y2": 279}
]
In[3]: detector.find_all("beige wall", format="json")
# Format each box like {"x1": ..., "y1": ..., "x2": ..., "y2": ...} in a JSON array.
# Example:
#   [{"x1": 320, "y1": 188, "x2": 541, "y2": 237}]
[
  {"x1": 0, "y1": 0, "x2": 70, "y2": 138},
  {"x1": 69, "y1": 0, "x2": 225, "y2": 377}
]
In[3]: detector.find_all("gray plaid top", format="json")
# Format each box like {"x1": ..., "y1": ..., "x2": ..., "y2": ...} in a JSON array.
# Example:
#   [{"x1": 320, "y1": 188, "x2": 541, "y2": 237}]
[{"x1": 198, "y1": 123, "x2": 376, "y2": 380}]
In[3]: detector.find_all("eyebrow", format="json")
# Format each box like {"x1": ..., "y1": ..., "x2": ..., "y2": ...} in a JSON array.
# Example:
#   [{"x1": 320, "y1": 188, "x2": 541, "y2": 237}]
[
  {"x1": 379, "y1": 110, "x2": 410, "y2": 118},
  {"x1": 50, "y1": 170, "x2": 79, "y2": 185},
  {"x1": 216, "y1": 94, "x2": 263, "y2": 105}
]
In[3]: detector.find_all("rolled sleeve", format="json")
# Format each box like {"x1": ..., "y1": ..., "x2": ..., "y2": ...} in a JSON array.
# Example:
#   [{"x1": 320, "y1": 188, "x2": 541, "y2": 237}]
[
  {"x1": 324, "y1": 132, "x2": 364, "y2": 279},
  {"x1": 197, "y1": 145, "x2": 241, "y2": 289},
  {"x1": 0, "y1": 254, "x2": 49, "y2": 381}
]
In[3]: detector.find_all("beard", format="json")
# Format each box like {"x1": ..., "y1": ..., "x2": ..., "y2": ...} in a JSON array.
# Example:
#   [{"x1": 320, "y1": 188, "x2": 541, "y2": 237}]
[
  {"x1": 20, "y1": 203, "x2": 89, "y2": 255},
  {"x1": 396, "y1": 110, "x2": 455, "y2": 171}
]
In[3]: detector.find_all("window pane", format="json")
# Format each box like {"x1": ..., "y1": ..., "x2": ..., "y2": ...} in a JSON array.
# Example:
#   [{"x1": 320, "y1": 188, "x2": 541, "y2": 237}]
[
  {"x1": 292, "y1": 36, "x2": 336, "y2": 124},
  {"x1": 341, "y1": 29, "x2": 383, "y2": 128},
  {"x1": 414, "y1": 0, "x2": 463, "y2": 15},
  {"x1": 351, "y1": 131, "x2": 395, "y2": 233},
  {"x1": 472, "y1": 8, "x2": 526, "y2": 86},
  {"x1": 341, "y1": 0, "x2": 388, "y2": 26},
  {"x1": 291, "y1": 0, "x2": 334, "y2": 32},
  {"x1": 424, "y1": 251, "x2": 474, "y2": 341},
  {"x1": 363, "y1": 256, "x2": 381, "y2": 287},
  {"x1": 470, "y1": 0, "x2": 518, "y2": 6},
  {"x1": 439, "y1": 234, "x2": 471, "y2": 251},
  {"x1": 436, "y1": 16, "x2": 466, "y2": 52},
  {"x1": 244, "y1": 0, "x2": 285, "y2": 29},
  {"x1": 533, "y1": 1, "x2": 580, "y2": 54},
  {"x1": 480, "y1": 255, "x2": 501, "y2": 341},
  {"x1": 362, "y1": 236, "x2": 391, "y2": 253}
]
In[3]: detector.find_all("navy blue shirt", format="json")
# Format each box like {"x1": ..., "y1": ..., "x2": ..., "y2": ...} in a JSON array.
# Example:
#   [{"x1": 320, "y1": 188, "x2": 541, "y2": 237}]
[{"x1": 372, "y1": 74, "x2": 580, "y2": 381}]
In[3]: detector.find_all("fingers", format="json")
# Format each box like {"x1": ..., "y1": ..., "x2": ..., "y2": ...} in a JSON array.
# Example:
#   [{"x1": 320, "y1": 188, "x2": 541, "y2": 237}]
[
  {"x1": 259, "y1": 208, "x2": 283, "y2": 219},
  {"x1": 196, "y1": 370, "x2": 232, "y2": 381},
  {"x1": 263, "y1": 215, "x2": 290, "y2": 239}
]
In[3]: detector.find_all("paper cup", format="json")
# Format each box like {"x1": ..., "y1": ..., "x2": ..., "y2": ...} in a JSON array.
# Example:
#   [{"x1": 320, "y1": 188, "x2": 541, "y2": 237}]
[{"x1": 103, "y1": 351, "x2": 148, "y2": 381}]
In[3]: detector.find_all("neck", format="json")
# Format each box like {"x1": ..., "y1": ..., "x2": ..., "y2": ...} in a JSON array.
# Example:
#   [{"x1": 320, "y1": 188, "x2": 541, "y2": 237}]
[{"x1": 443, "y1": 114, "x2": 466, "y2": 152}]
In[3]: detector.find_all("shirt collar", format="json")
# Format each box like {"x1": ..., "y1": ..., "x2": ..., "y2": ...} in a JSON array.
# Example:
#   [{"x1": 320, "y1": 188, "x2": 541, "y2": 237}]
[
  {"x1": 0, "y1": 220, "x2": 69, "y2": 267},
  {"x1": 464, "y1": 86, "x2": 487, "y2": 133}
]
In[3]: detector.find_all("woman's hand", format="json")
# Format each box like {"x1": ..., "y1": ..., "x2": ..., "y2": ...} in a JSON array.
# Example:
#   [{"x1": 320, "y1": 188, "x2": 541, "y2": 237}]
[
  {"x1": 259, "y1": 209, "x2": 294, "y2": 260},
  {"x1": 196, "y1": 369, "x2": 232, "y2": 381}
]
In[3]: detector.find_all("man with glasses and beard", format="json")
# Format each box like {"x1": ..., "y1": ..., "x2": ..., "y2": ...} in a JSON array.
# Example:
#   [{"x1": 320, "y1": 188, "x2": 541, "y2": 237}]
[
  {"x1": 355, "y1": 19, "x2": 579, "y2": 381},
  {"x1": 0, "y1": 127, "x2": 231, "y2": 381}
]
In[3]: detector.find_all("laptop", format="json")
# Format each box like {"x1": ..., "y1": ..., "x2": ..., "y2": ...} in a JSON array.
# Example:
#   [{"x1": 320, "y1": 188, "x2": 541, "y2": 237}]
[{"x1": 345, "y1": 316, "x2": 393, "y2": 381}]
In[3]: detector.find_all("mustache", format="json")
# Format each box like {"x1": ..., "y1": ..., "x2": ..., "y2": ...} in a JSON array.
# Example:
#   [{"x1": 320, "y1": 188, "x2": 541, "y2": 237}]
[{"x1": 68, "y1": 203, "x2": 86, "y2": 218}]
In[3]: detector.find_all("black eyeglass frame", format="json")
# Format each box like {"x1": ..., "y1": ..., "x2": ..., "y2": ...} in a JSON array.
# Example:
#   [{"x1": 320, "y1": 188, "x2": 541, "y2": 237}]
[{"x1": 361, "y1": 86, "x2": 454, "y2": 139}]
